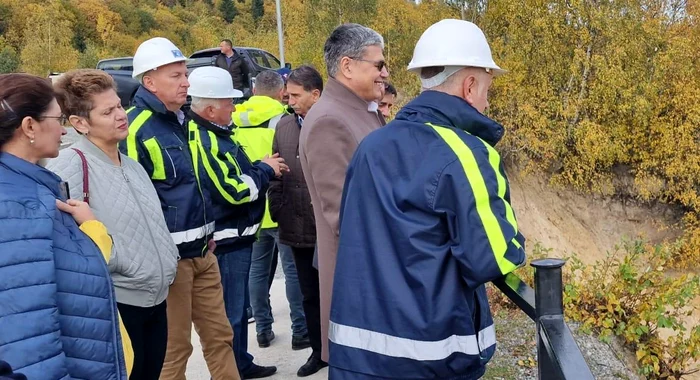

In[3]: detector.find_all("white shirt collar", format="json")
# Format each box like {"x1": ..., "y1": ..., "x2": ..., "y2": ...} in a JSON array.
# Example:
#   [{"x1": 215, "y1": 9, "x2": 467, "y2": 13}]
[{"x1": 367, "y1": 101, "x2": 379, "y2": 112}]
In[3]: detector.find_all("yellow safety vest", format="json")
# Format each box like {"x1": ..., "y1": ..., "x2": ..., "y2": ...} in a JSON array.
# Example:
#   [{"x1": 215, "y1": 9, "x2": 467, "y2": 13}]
[{"x1": 232, "y1": 96, "x2": 288, "y2": 229}]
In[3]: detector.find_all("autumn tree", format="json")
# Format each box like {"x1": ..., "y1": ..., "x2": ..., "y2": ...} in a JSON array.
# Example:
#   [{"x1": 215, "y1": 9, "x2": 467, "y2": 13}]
[
  {"x1": 220, "y1": 0, "x2": 238, "y2": 23},
  {"x1": 252, "y1": 0, "x2": 264, "y2": 26},
  {"x1": 20, "y1": 1, "x2": 79, "y2": 75},
  {"x1": 0, "y1": 37, "x2": 19, "y2": 73},
  {"x1": 0, "y1": 3, "x2": 11, "y2": 36}
]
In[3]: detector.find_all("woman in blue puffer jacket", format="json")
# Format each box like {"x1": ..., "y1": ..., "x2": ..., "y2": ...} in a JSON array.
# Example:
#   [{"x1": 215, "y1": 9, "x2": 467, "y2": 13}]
[{"x1": 0, "y1": 73, "x2": 127, "y2": 380}]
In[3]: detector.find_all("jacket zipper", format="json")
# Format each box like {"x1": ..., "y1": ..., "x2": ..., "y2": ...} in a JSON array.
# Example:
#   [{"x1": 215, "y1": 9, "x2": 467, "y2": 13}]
[
  {"x1": 164, "y1": 149, "x2": 177, "y2": 179},
  {"x1": 121, "y1": 166, "x2": 170, "y2": 304}
]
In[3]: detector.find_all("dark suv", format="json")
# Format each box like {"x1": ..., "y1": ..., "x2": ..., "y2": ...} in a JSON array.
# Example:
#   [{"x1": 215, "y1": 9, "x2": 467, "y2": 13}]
[{"x1": 98, "y1": 47, "x2": 289, "y2": 107}]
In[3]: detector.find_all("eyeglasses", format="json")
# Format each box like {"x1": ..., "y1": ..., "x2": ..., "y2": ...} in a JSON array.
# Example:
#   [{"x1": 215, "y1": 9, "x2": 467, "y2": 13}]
[
  {"x1": 351, "y1": 57, "x2": 388, "y2": 72},
  {"x1": 43, "y1": 115, "x2": 68, "y2": 125}
]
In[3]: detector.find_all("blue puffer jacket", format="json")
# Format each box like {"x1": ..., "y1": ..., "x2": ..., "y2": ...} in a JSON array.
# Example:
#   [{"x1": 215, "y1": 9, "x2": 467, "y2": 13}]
[
  {"x1": 119, "y1": 87, "x2": 214, "y2": 259},
  {"x1": 329, "y1": 91, "x2": 526, "y2": 379},
  {"x1": 0, "y1": 152, "x2": 126, "y2": 380}
]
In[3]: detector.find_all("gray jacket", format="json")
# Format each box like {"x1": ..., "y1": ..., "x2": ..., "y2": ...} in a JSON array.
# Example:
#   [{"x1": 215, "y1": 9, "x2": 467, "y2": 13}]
[{"x1": 47, "y1": 136, "x2": 179, "y2": 307}]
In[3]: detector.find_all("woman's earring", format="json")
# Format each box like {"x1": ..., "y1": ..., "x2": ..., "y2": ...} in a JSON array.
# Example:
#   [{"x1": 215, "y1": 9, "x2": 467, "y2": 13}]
[{"x1": 30, "y1": 139, "x2": 35, "y2": 144}]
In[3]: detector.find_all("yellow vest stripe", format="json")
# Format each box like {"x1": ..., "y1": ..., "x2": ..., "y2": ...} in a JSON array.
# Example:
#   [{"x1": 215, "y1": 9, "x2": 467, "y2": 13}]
[
  {"x1": 125, "y1": 110, "x2": 153, "y2": 161},
  {"x1": 142, "y1": 137, "x2": 166, "y2": 180}
]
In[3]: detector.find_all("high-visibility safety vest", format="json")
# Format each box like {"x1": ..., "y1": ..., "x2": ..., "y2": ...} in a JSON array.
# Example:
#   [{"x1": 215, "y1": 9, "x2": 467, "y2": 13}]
[
  {"x1": 328, "y1": 90, "x2": 525, "y2": 379},
  {"x1": 118, "y1": 87, "x2": 214, "y2": 259},
  {"x1": 187, "y1": 110, "x2": 276, "y2": 251},
  {"x1": 232, "y1": 95, "x2": 289, "y2": 229}
]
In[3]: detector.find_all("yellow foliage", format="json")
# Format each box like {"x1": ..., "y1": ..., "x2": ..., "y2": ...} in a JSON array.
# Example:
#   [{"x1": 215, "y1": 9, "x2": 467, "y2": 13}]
[
  {"x1": 564, "y1": 241, "x2": 700, "y2": 379},
  {"x1": 19, "y1": 1, "x2": 79, "y2": 75}
]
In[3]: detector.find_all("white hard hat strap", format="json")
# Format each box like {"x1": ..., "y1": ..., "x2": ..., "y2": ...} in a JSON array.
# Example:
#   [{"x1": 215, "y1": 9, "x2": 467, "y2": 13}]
[
  {"x1": 420, "y1": 65, "x2": 492, "y2": 89},
  {"x1": 420, "y1": 66, "x2": 465, "y2": 89}
]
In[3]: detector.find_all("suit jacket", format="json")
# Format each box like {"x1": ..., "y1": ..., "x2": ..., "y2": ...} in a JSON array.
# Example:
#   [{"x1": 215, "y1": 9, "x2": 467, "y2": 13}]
[
  {"x1": 298, "y1": 77, "x2": 385, "y2": 362},
  {"x1": 269, "y1": 114, "x2": 316, "y2": 248}
]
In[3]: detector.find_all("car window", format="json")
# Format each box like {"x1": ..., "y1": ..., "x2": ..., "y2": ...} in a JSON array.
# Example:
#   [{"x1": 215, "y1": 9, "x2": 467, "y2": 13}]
[
  {"x1": 264, "y1": 52, "x2": 281, "y2": 69},
  {"x1": 248, "y1": 50, "x2": 270, "y2": 68},
  {"x1": 189, "y1": 49, "x2": 221, "y2": 59},
  {"x1": 97, "y1": 59, "x2": 133, "y2": 71}
]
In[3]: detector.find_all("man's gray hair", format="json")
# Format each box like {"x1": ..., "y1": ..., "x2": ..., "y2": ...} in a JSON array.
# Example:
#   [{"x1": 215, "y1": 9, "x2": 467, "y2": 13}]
[
  {"x1": 324, "y1": 23, "x2": 384, "y2": 78},
  {"x1": 254, "y1": 70, "x2": 284, "y2": 97},
  {"x1": 190, "y1": 96, "x2": 221, "y2": 111}
]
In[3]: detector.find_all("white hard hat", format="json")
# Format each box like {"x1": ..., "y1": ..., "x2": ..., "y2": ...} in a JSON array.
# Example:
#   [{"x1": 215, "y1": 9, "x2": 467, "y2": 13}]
[
  {"x1": 132, "y1": 37, "x2": 187, "y2": 79},
  {"x1": 188, "y1": 67, "x2": 243, "y2": 99},
  {"x1": 407, "y1": 19, "x2": 506, "y2": 88}
]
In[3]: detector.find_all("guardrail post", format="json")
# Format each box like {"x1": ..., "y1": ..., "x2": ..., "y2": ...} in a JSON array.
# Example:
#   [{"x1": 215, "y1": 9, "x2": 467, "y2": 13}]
[
  {"x1": 531, "y1": 258, "x2": 566, "y2": 380},
  {"x1": 532, "y1": 258, "x2": 566, "y2": 317}
]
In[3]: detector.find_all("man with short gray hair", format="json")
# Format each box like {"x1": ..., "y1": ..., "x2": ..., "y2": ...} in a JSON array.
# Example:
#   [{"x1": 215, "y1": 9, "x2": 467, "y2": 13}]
[{"x1": 298, "y1": 23, "x2": 388, "y2": 363}]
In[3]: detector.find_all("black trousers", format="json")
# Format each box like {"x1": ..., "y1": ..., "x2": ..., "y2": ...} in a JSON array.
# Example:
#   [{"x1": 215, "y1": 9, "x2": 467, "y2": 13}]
[
  {"x1": 291, "y1": 246, "x2": 322, "y2": 359},
  {"x1": 117, "y1": 301, "x2": 168, "y2": 380}
]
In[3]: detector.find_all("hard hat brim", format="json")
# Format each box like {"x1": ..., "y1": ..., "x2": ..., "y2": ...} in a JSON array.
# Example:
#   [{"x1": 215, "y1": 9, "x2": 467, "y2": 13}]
[{"x1": 407, "y1": 63, "x2": 508, "y2": 78}]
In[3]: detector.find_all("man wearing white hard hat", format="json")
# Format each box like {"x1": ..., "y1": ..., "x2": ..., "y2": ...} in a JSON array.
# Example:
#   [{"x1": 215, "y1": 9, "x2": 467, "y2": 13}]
[
  {"x1": 187, "y1": 66, "x2": 287, "y2": 379},
  {"x1": 327, "y1": 19, "x2": 526, "y2": 379},
  {"x1": 118, "y1": 38, "x2": 240, "y2": 380}
]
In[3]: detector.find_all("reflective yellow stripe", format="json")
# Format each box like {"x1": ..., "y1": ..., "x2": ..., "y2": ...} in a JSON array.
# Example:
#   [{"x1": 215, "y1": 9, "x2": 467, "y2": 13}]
[
  {"x1": 126, "y1": 106, "x2": 135, "y2": 114},
  {"x1": 481, "y1": 138, "x2": 518, "y2": 233},
  {"x1": 143, "y1": 137, "x2": 166, "y2": 180},
  {"x1": 427, "y1": 123, "x2": 518, "y2": 275},
  {"x1": 205, "y1": 130, "x2": 251, "y2": 204},
  {"x1": 125, "y1": 110, "x2": 152, "y2": 160},
  {"x1": 187, "y1": 121, "x2": 201, "y2": 183}
]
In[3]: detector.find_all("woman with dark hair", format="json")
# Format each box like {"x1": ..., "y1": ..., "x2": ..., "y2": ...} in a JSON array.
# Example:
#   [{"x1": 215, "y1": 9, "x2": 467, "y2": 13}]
[
  {"x1": 47, "y1": 69, "x2": 178, "y2": 380},
  {"x1": 0, "y1": 73, "x2": 127, "y2": 380}
]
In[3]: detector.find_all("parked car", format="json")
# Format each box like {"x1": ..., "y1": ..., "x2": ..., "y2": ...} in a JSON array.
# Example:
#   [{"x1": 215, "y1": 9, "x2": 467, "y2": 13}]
[
  {"x1": 98, "y1": 47, "x2": 289, "y2": 107},
  {"x1": 96, "y1": 57, "x2": 137, "y2": 108}
]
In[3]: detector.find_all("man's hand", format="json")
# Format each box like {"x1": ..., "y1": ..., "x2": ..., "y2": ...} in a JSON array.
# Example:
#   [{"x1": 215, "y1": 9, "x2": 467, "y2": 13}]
[
  {"x1": 262, "y1": 153, "x2": 290, "y2": 177},
  {"x1": 56, "y1": 199, "x2": 96, "y2": 225}
]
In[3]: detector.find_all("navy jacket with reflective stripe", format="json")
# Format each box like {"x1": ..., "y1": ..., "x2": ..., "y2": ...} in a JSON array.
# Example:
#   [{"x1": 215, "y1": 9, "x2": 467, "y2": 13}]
[
  {"x1": 119, "y1": 87, "x2": 213, "y2": 259},
  {"x1": 329, "y1": 91, "x2": 526, "y2": 379},
  {"x1": 188, "y1": 111, "x2": 274, "y2": 252}
]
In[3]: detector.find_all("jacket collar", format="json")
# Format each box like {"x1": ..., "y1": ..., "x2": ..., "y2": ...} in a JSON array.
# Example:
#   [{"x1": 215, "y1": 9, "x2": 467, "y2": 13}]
[
  {"x1": 133, "y1": 86, "x2": 185, "y2": 124},
  {"x1": 72, "y1": 136, "x2": 125, "y2": 166},
  {"x1": 188, "y1": 109, "x2": 233, "y2": 137},
  {"x1": 324, "y1": 78, "x2": 376, "y2": 112},
  {"x1": 395, "y1": 91, "x2": 505, "y2": 146},
  {"x1": 0, "y1": 152, "x2": 62, "y2": 197}
]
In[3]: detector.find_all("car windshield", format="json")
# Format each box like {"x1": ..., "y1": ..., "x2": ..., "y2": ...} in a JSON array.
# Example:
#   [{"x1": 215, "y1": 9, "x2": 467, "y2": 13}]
[{"x1": 264, "y1": 51, "x2": 281, "y2": 68}]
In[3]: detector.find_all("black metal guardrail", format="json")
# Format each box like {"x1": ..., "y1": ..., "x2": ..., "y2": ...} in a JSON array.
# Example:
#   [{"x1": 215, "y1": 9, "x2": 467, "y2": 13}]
[{"x1": 492, "y1": 258, "x2": 595, "y2": 380}]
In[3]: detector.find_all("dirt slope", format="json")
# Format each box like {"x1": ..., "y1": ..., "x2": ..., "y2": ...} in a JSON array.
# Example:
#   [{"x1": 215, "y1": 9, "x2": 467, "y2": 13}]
[{"x1": 508, "y1": 170, "x2": 683, "y2": 263}]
